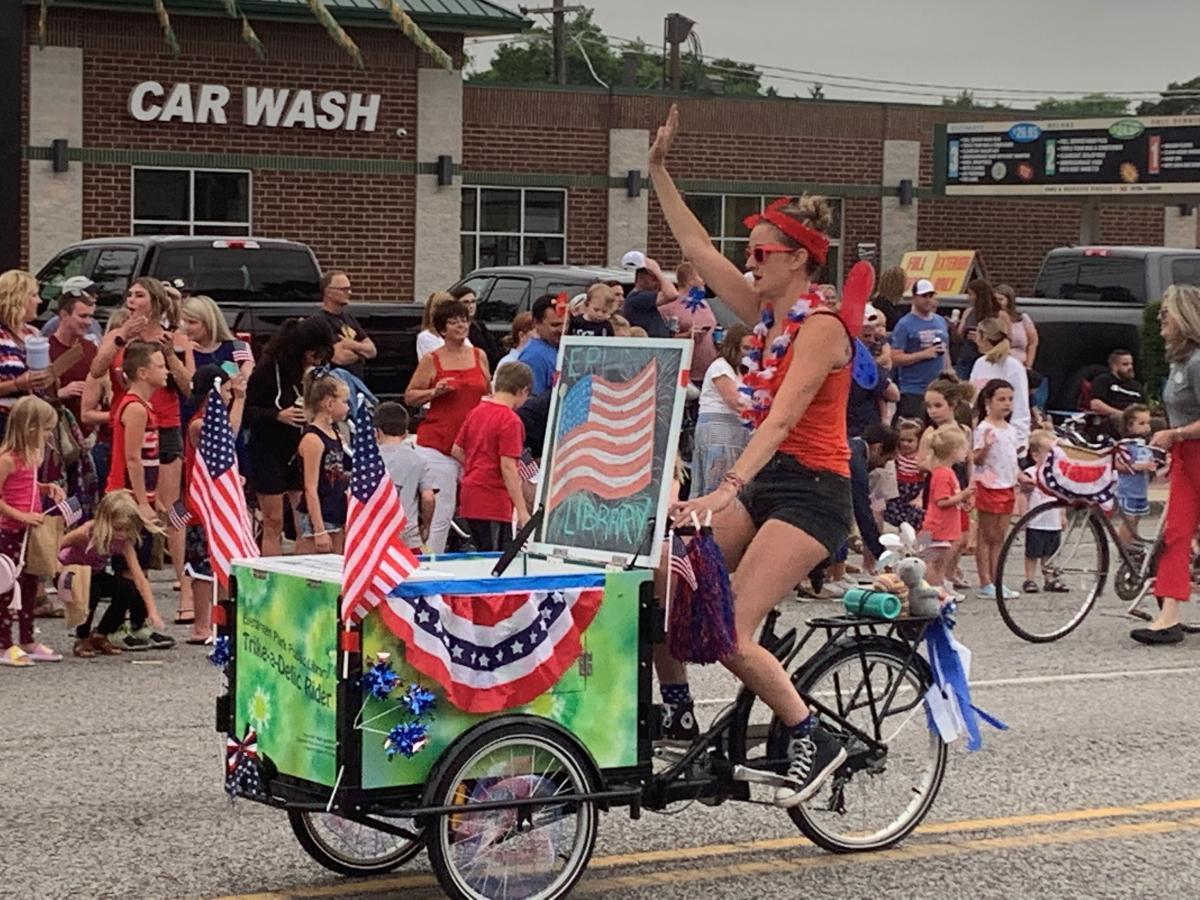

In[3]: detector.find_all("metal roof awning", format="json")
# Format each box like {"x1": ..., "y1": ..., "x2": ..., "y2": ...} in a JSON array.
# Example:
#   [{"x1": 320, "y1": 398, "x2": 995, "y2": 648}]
[{"x1": 33, "y1": 0, "x2": 530, "y2": 36}]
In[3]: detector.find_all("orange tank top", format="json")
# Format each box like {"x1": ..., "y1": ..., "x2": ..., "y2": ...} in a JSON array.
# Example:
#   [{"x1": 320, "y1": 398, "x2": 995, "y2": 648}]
[{"x1": 774, "y1": 310, "x2": 852, "y2": 477}]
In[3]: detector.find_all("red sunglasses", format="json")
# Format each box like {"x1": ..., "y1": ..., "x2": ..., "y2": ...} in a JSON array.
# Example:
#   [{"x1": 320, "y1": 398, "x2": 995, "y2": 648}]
[{"x1": 745, "y1": 243, "x2": 796, "y2": 264}]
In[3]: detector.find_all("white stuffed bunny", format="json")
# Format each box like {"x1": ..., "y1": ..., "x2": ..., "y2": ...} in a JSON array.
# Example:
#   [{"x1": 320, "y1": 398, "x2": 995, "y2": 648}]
[{"x1": 876, "y1": 523, "x2": 943, "y2": 617}]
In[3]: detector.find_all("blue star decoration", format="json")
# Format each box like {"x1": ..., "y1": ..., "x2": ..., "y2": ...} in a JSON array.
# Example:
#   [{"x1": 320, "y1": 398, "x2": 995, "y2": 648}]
[
  {"x1": 683, "y1": 286, "x2": 708, "y2": 313},
  {"x1": 384, "y1": 722, "x2": 429, "y2": 759},
  {"x1": 361, "y1": 654, "x2": 401, "y2": 701},
  {"x1": 207, "y1": 635, "x2": 232, "y2": 670},
  {"x1": 402, "y1": 684, "x2": 436, "y2": 717}
]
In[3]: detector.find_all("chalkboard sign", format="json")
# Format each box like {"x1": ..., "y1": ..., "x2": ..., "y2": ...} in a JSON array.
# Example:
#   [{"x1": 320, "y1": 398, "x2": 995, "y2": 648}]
[{"x1": 531, "y1": 337, "x2": 692, "y2": 567}]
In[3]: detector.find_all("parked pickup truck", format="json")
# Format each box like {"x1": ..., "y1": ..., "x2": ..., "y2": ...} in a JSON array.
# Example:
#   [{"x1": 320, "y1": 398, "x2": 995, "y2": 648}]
[
  {"x1": 35, "y1": 236, "x2": 427, "y2": 398},
  {"x1": 36, "y1": 236, "x2": 324, "y2": 311},
  {"x1": 930, "y1": 246, "x2": 1200, "y2": 408}
]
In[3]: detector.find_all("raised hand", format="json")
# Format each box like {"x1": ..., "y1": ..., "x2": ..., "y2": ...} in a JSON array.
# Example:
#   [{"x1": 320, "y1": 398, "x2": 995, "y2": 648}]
[{"x1": 649, "y1": 104, "x2": 680, "y2": 166}]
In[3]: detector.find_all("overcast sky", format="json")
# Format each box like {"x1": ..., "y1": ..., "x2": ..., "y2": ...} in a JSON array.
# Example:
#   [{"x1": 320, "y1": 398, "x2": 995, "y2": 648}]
[{"x1": 469, "y1": 1, "x2": 1200, "y2": 108}]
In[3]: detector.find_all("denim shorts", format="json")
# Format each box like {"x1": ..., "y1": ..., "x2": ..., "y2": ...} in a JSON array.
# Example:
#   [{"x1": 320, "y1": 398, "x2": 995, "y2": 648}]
[
  {"x1": 296, "y1": 510, "x2": 344, "y2": 539},
  {"x1": 737, "y1": 453, "x2": 852, "y2": 558},
  {"x1": 1117, "y1": 496, "x2": 1151, "y2": 518}
]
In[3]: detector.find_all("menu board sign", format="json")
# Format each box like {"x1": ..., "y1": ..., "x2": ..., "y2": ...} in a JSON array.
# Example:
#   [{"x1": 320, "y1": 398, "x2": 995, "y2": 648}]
[{"x1": 938, "y1": 116, "x2": 1200, "y2": 196}]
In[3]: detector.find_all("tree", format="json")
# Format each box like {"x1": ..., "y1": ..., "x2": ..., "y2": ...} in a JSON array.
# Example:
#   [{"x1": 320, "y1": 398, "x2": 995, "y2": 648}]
[
  {"x1": 1137, "y1": 76, "x2": 1200, "y2": 116},
  {"x1": 1036, "y1": 94, "x2": 1129, "y2": 117},
  {"x1": 469, "y1": 9, "x2": 624, "y2": 87},
  {"x1": 468, "y1": 7, "x2": 769, "y2": 95},
  {"x1": 942, "y1": 90, "x2": 979, "y2": 109}
]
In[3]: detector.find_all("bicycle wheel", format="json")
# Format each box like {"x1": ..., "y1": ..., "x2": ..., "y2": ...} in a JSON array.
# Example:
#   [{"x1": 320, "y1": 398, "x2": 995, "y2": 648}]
[
  {"x1": 288, "y1": 809, "x2": 423, "y2": 876},
  {"x1": 425, "y1": 720, "x2": 598, "y2": 900},
  {"x1": 995, "y1": 500, "x2": 1108, "y2": 643},
  {"x1": 781, "y1": 637, "x2": 946, "y2": 853}
]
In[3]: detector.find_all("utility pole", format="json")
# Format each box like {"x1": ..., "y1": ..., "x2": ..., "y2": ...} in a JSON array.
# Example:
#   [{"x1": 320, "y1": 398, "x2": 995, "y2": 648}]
[
  {"x1": 519, "y1": 2, "x2": 584, "y2": 86},
  {"x1": 552, "y1": 0, "x2": 565, "y2": 85}
]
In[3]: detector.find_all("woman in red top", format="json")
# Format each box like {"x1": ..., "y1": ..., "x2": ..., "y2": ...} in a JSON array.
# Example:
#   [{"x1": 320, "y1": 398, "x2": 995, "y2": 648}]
[
  {"x1": 650, "y1": 105, "x2": 853, "y2": 808},
  {"x1": 90, "y1": 277, "x2": 195, "y2": 620},
  {"x1": 403, "y1": 299, "x2": 491, "y2": 554}
]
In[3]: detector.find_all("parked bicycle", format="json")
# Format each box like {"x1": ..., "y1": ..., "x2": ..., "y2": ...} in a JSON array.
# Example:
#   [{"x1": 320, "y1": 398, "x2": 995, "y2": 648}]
[{"x1": 994, "y1": 423, "x2": 1198, "y2": 642}]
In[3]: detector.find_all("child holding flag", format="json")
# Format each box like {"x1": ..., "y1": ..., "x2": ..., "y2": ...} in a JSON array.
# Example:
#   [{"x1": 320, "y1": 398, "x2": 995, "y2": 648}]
[{"x1": 183, "y1": 364, "x2": 246, "y2": 643}]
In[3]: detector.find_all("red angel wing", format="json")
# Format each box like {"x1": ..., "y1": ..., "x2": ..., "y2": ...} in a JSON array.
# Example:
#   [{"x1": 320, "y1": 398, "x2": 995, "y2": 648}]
[{"x1": 838, "y1": 261, "x2": 876, "y2": 332}]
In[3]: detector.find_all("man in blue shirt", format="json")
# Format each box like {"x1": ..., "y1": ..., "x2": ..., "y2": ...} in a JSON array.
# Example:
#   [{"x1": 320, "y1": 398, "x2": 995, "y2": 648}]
[
  {"x1": 889, "y1": 279, "x2": 951, "y2": 420},
  {"x1": 518, "y1": 293, "x2": 565, "y2": 395},
  {"x1": 619, "y1": 253, "x2": 678, "y2": 338}
]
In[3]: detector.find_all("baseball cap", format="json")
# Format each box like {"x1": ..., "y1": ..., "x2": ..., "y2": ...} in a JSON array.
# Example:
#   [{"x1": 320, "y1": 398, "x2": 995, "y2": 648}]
[
  {"x1": 621, "y1": 250, "x2": 647, "y2": 271},
  {"x1": 863, "y1": 303, "x2": 883, "y2": 326},
  {"x1": 913, "y1": 278, "x2": 936, "y2": 297},
  {"x1": 60, "y1": 275, "x2": 96, "y2": 297}
]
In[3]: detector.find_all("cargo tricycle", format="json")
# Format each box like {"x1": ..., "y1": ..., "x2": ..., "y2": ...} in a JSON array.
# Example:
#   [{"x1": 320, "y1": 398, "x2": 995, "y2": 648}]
[{"x1": 214, "y1": 338, "x2": 952, "y2": 899}]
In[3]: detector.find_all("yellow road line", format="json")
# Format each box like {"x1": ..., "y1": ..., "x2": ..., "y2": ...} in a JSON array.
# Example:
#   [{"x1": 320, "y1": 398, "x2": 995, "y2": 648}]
[
  {"x1": 213, "y1": 795, "x2": 1200, "y2": 900},
  {"x1": 575, "y1": 818, "x2": 1200, "y2": 895}
]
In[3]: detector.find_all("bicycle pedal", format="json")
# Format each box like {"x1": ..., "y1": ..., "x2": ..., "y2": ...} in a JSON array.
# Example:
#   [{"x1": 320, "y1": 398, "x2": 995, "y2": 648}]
[
  {"x1": 732, "y1": 764, "x2": 792, "y2": 788},
  {"x1": 652, "y1": 742, "x2": 692, "y2": 761}
]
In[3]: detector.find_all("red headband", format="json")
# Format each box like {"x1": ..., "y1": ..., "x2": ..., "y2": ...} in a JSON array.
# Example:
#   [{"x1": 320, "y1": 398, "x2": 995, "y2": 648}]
[{"x1": 743, "y1": 197, "x2": 830, "y2": 265}]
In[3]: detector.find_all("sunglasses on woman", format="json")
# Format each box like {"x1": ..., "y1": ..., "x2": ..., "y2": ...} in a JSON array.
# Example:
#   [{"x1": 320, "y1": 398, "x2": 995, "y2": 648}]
[{"x1": 745, "y1": 243, "x2": 796, "y2": 264}]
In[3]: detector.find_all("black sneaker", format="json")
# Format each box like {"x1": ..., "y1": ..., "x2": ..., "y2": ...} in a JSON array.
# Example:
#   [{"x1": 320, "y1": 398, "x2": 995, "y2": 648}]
[
  {"x1": 144, "y1": 630, "x2": 177, "y2": 650},
  {"x1": 113, "y1": 630, "x2": 151, "y2": 652},
  {"x1": 773, "y1": 721, "x2": 847, "y2": 808},
  {"x1": 660, "y1": 701, "x2": 699, "y2": 743}
]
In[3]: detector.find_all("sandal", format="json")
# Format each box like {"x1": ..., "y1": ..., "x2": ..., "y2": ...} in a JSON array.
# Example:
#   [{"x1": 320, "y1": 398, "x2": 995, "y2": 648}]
[
  {"x1": 174, "y1": 614, "x2": 196, "y2": 625},
  {"x1": 1044, "y1": 578, "x2": 1069, "y2": 593},
  {"x1": 185, "y1": 636, "x2": 209, "y2": 645},
  {"x1": 73, "y1": 638, "x2": 97, "y2": 658},
  {"x1": 23, "y1": 643, "x2": 63, "y2": 662},
  {"x1": 0, "y1": 645, "x2": 33, "y2": 667},
  {"x1": 89, "y1": 633, "x2": 123, "y2": 656}
]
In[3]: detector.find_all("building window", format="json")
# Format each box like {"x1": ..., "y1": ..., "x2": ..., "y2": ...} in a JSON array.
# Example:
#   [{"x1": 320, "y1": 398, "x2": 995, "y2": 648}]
[
  {"x1": 685, "y1": 193, "x2": 843, "y2": 284},
  {"x1": 132, "y1": 167, "x2": 251, "y2": 236},
  {"x1": 461, "y1": 187, "x2": 566, "y2": 274}
]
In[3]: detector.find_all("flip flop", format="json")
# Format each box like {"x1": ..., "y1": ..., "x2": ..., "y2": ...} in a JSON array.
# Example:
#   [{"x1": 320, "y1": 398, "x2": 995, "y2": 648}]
[
  {"x1": 185, "y1": 637, "x2": 209, "y2": 645},
  {"x1": 174, "y1": 614, "x2": 195, "y2": 625}
]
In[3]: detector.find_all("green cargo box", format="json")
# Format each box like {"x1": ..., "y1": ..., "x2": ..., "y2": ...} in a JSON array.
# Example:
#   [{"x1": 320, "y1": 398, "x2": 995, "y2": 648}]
[{"x1": 226, "y1": 553, "x2": 654, "y2": 804}]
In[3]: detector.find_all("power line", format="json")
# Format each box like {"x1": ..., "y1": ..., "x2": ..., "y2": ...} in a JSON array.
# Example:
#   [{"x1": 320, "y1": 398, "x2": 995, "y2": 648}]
[{"x1": 466, "y1": 29, "x2": 1198, "y2": 105}]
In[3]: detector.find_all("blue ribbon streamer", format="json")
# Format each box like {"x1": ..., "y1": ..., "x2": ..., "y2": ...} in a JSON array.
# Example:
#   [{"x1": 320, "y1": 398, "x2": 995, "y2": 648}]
[{"x1": 924, "y1": 609, "x2": 1007, "y2": 751}]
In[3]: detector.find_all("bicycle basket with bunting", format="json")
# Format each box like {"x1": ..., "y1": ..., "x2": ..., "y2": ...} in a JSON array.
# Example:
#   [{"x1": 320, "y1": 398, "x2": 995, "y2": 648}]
[{"x1": 1036, "y1": 444, "x2": 1115, "y2": 508}]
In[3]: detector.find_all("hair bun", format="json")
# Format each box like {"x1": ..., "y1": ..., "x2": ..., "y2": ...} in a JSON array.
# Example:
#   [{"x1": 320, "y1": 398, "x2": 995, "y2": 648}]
[{"x1": 782, "y1": 194, "x2": 833, "y2": 235}]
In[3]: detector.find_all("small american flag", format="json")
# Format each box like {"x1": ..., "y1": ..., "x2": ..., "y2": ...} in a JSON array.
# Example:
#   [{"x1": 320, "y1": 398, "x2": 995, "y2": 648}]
[
  {"x1": 546, "y1": 359, "x2": 657, "y2": 511},
  {"x1": 45, "y1": 495, "x2": 83, "y2": 527},
  {"x1": 168, "y1": 500, "x2": 193, "y2": 531},
  {"x1": 188, "y1": 383, "x2": 259, "y2": 588},
  {"x1": 517, "y1": 448, "x2": 540, "y2": 482},
  {"x1": 231, "y1": 340, "x2": 254, "y2": 364},
  {"x1": 342, "y1": 401, "x2": 420, "y2": 624},
  {"x1": 669, "y1": 534, "x2": 697, "y2": 591}
]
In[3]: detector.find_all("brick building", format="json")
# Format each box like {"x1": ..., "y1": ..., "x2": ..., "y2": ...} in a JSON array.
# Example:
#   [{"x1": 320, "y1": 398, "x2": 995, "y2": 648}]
[{"x1": 16, "y1": 0, "x2": 1200, "y2": 301}]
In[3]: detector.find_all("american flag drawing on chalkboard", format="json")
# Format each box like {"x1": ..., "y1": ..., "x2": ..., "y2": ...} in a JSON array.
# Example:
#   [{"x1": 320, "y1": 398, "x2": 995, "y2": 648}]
[{"x1": 546, "y1": 359, "x2": 657, "y2": 512}]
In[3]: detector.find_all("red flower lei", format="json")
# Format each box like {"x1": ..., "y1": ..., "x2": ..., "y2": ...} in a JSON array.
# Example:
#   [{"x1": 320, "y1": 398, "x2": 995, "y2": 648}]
[{"x1": 738, "y1": 291, "x2": 824, "y2": 432}]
